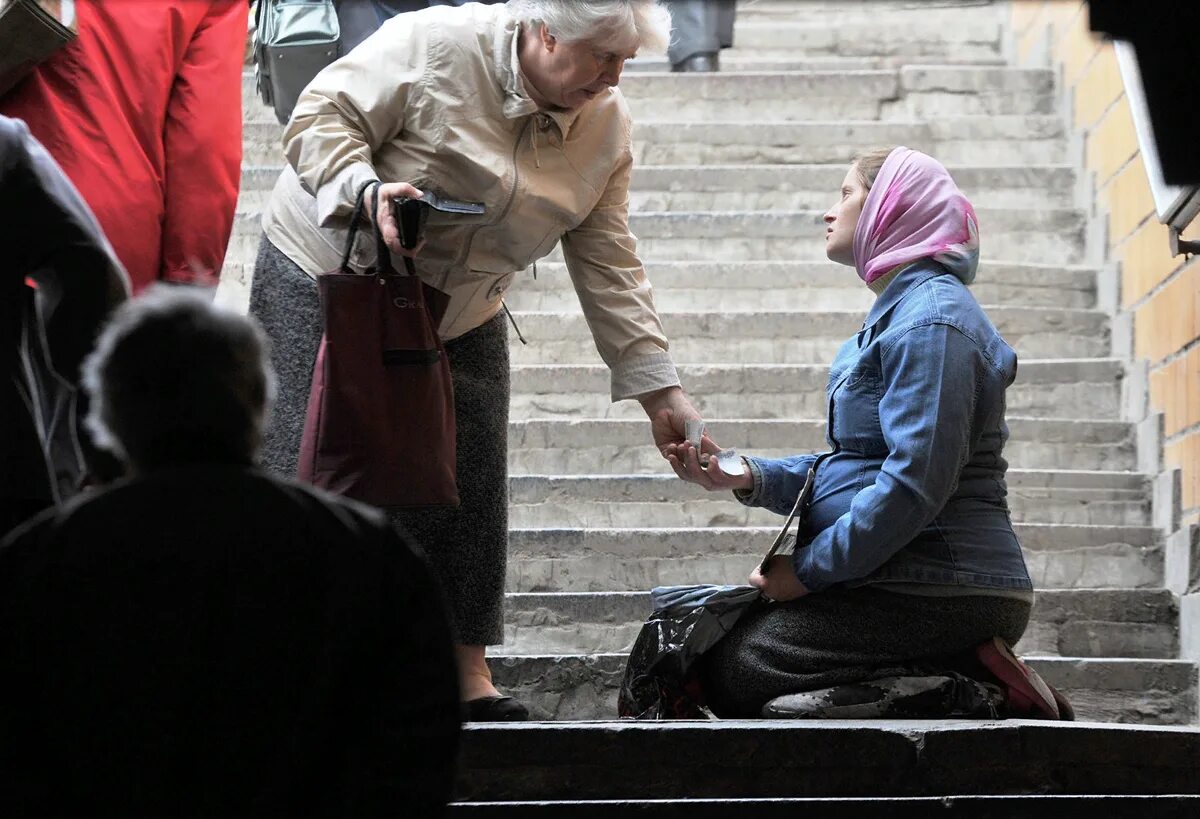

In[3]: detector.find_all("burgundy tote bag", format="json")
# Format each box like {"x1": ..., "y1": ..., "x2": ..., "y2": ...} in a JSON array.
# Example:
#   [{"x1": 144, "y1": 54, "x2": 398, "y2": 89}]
[{"x1": 298, "y1": 181, "x2": 459, "y2": 507}]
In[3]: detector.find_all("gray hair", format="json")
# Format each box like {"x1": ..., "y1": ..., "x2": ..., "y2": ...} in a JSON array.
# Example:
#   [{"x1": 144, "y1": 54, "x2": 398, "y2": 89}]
[
  {"x1": 506, "y1": 0, "x2": 672, "y2": 52},
  {"x1": 81, "y1": 286, "x2": 276, "y2": 471}
]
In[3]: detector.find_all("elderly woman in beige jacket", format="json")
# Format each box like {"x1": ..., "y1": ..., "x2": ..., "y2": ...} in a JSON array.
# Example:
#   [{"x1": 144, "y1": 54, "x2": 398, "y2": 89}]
[{"x1": 249, "y1": 0, "x2": 699, "y2": 721}]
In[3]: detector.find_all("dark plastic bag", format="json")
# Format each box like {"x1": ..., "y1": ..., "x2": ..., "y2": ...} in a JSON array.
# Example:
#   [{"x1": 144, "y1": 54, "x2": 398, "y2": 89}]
[
  {"x1": 618, "y1": 469, "x2": 815, "y2": 720},
  {"x1": 618, "y1": 584, "x2": 762, "y2": 719}
]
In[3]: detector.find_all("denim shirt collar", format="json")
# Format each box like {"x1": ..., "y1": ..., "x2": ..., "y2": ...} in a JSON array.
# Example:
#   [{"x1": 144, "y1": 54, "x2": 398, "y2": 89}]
[{"x1": 861, "y1": 260, "x2": 949, "y2": 333}]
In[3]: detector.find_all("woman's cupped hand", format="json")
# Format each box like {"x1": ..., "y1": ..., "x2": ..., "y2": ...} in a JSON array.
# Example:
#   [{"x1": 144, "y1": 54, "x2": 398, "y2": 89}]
[{"x1": 665, "y1": 436, "x2": 754, "y2": 493}]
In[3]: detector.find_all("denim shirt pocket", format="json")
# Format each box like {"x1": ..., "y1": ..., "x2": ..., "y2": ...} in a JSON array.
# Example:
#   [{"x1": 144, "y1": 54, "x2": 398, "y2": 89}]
[{"x1": 830, "y1": 365, "x2": 887, "y2": 456}]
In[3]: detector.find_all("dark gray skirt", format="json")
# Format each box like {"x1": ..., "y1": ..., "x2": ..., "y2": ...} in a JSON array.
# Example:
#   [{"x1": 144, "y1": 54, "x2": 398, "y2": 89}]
[
  {"x1": 700, "y1": 586, "x2": 1031, "y2": 718},
  {"x1": 249, "y1": 237, "x2": 509, "y2": 645}
]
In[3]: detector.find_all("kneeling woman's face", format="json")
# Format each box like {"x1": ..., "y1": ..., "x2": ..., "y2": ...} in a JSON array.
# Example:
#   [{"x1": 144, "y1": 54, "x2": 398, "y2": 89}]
[{"x1": 824, "y1": 166, "x2": 868, "y2": 267}]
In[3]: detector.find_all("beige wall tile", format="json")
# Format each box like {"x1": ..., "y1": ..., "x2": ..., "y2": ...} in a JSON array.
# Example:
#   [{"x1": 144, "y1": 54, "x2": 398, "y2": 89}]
[
  {"x1": 1187, "y1": 345, "x2": 1200, "y2": 429},
  {"x1": 1086, "y1": 96, "x2": 1138, "y2": 186},
  {"x1": 1059, "y1": 11, "x2": 1103, "y2": 88},
  {"x1": 1047, "y1": 0, "x2": 1086, "y2": 42},
  {"x1": 1012, "y1": 0, "x2": 1047, "y2": 37},
  {"x1": 1073, "y1": 44, "x2": 1123, "y2": 130},
  {"x1": 1150, "y1": 363, "x2": 1168, "y2": 420},
  {"x1": 1169, "y1": 357, "x2": 1186, "y2": 436},
  {"x1": 1186, "y1": 443, "x2": 1195, "y2": 511},
  {"x1": 1164, "y1": 439, "x2": 1186, "y2": 509},
  {"x1": 1121, "y1": 220, "x2": 1181, "y2": 308},
  {"x1": 1103, "y1": 157, "x2": 1155, "y2": 244}
]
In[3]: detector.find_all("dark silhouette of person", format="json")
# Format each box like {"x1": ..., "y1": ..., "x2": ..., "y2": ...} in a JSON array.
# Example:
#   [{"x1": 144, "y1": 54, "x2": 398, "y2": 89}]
[{"x1": 0, "y1": 287, "x2": 461, "y2": 817}]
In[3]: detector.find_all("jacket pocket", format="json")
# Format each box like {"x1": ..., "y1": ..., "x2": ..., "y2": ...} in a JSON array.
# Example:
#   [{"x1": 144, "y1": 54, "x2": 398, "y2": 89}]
[{"x1": 830, "y1": 366, "x2": 886, "y2": 455}]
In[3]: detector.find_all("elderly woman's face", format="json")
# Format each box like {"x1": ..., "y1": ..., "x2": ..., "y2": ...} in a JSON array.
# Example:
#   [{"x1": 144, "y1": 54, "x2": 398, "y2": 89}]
[
  {"x1": 824, "y1": 166, "x2": 869, "y2": 267},
  {"x1": 527, "y1": 25, "x2": 638, "y2": 109}
]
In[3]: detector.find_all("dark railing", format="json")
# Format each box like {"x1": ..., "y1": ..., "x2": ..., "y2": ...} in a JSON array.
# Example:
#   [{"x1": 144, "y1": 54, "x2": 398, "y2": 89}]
[{"x1": 1113, "y1": 41, "x2": 1200, "y2": 256}]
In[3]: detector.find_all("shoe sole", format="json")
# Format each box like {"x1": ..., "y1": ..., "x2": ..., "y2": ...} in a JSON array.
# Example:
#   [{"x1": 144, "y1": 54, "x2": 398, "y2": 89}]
[{"x1": 976, "y1": 636, "x2": 1060, "y2": 720}]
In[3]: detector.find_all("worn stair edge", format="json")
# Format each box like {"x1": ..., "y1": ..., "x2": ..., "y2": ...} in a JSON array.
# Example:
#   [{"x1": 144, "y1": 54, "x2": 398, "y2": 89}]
[
  {"x1": 483, "y1": 654, "x2": 1197, "y2": 725},
  {"x1": 456, "y1": 719, "x2": 1200, "y2": 801},
  {"x1": 502, "y1": 588, "x2": 1176, "y2": 625},
  {"x1": 509, "y1": 468, "x2": 1149, "y2": 497},
  {"x1": 499, "y1": 588, "x2": 1178, "y2": 659},
  {"x1": 507, "y1": 524, "x2": 1159, "y2": 553},
  {"x1": 449, "y1": 795, "x2": 1200, "y2": 818}
]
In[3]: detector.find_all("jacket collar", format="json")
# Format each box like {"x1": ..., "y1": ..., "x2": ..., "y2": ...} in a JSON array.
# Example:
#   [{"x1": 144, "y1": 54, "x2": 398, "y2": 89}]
[
  {"x1": 493, "y1": 10, "x2": 583, "y2": 134},
  {"x1": 861, "y1": 260, "x2": 947, "y2": 331}
]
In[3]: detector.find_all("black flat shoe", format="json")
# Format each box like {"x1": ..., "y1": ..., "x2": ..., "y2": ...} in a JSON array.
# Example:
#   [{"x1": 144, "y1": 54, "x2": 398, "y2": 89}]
[{"x1": 462, "y1": 695, "x2": 529, "y2": 722}]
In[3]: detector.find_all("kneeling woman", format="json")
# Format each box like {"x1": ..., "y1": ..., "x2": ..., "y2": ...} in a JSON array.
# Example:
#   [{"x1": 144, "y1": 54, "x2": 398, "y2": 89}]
[{"x1": 669, "y1": 147, "x2": 1064, "y2": 719}]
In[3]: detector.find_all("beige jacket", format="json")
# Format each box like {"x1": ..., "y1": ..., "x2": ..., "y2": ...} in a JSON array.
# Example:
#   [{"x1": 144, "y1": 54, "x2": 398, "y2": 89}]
[{"x1": 261, "y1": 3, "x2": 678, "y2": 401}]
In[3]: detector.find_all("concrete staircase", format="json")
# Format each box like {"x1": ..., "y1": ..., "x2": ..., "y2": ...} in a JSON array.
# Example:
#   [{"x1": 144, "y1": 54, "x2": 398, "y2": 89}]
[{"x1": 228, "y1": 0, "x2": 1200, "y2": 807}]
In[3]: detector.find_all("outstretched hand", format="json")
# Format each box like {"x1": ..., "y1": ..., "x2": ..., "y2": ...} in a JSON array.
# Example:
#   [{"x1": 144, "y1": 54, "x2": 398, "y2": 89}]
[{"x1": 639, "y1": 386, "x2": 703, "y2": 458}]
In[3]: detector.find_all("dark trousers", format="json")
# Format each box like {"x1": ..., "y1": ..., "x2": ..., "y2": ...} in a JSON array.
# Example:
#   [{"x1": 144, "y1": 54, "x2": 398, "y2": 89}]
[
  {"x1": 701, "y1": 587, "x2": 1031, "y2": 717},
  {"x1": 665, "y1": 0, "x2": 736, "y2": 65},
  {"x1": 336, "y1": 0, "x2": 504, "y2": 54}
]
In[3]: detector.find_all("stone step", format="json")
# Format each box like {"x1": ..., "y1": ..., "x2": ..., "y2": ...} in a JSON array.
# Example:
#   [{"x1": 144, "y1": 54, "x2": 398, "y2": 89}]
[
  {"x1": 623, "y1": 164, "x2": 1077, "y2": 212},
  {"x1": 620, "y1": 209, "x2": 1084, "y2": 265},
  {"x1": 241, "y1": 66, "x2": 1052, "y2": 125},
  {"x1": 450, "y1": 795, "x2": 1200, "y2": 818},
  {"x1": 729, "y1": 17, "x2": 1004, "y2": 61},
  {"x1": 499, "y1": 589, "x2": 1177, "y2": 659},
  {"x1": 616, "y1": 68, "x2": 1055, "y2": 123},
  {"x1": 214, "y1": 257, "x2": 1098, "y2": 319},
  {"x1": 240, "y1": 116, "x2": 1071, "y2": 173},
  {"x1": 457, "y1": 719, "x2": 1200, "y2": 805},
  {"x1": 630, "y1": 117, "x2": 1069, "y2": 167},
  {"x1": 503, "y1": 308, "x2": 1109, "y2": 364},
  {"x1": 225, "y1": 203, "x2": 1087, "y2": 273},
  {"x1": 503, "y1": 524, "x2": 1161, "y2": 593},
  {"x1": 506, "y1": 417, "x2": 1133, "y2": 473},
  {"x1": 731, "y1": 0, "x2": 1002, "y2": 20},
  {"x1": 624, "y1": 53, "x2": 1008, "y2": 73},
  {"x1": 484, "y1": 655, "x2": 1198, "y2": 725},
  {"x1": 626, "y1": 55, "x2": 880, "y2": 73},
  {"x1": 508, "y1": 359, "x2": 1122, "y2": 421},
  {"x1": 508, "y1": 468, "x2": 1149, "y2": 529},
  {"x1": 237, "y1": 163, "x2": 1079, "y2": 213},
  {"x1": 511, "y1": 261, "x2": 1096, "y2": 310}
]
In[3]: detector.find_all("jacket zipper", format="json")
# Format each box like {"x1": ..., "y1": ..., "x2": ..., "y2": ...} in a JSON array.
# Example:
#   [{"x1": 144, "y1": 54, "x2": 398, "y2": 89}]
[{"x1": 444, "y1": 116, "x2": 532, "y2": 290}]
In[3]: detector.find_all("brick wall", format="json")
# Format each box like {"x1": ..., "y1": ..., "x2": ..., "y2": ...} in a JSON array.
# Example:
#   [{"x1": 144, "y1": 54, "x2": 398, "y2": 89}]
[{"x1": 1013, "y1": 0, "x2": 1200, "y2": 528}]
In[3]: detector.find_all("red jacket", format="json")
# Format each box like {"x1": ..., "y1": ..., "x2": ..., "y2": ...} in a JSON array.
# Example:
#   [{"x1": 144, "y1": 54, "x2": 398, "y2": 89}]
[{"x1": 1, "y1": 0, "x2": 246, "y2": 292}]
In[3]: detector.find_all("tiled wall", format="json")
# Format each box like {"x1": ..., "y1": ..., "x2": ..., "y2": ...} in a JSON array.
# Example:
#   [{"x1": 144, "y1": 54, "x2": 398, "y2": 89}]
[{"x1": 1013, "y1": 0, "x2": 1200, "y2": 527}]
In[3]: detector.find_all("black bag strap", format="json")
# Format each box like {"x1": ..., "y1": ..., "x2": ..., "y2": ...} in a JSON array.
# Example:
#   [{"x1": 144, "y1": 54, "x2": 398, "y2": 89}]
[
  {"x1": 339, "y1": 179, "x2": 378, "y2": 272},
  {"x1": 367, "y1": 183, "x2": 398, "y2": 277},
  {"x1": 341, "y1": 179, "x2": 422, "y2": 277},
  {"x1": 758, "y1": 467, "x2": 815, "y2": 576}
]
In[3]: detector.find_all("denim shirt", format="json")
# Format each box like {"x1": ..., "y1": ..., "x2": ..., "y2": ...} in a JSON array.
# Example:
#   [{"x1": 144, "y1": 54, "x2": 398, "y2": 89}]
[{"x1": 738, "y1": 261, "x2": 1032, "y2": 594}]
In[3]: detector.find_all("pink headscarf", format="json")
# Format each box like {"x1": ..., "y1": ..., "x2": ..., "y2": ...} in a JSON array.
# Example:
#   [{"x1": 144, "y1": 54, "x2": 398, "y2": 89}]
[{"x1": 852, "y1": 147, "x2": 980, "y2": 285}]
